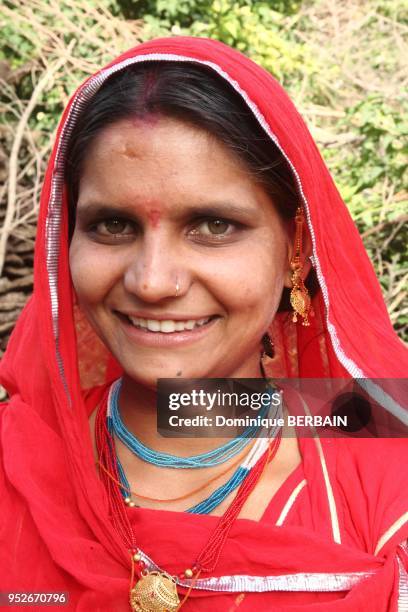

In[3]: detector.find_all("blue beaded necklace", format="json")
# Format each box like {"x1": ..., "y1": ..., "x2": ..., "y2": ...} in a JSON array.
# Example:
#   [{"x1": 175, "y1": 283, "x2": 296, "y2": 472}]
[
  {"x1": 113, "y1": 439, "x2": 270, "y2": 514},
  {"x1": 108, "y1": 378, "x2": 272, "y2": 468},
  {"x1": 106, "y1": 379, "x2": 282, "y2": 514}
]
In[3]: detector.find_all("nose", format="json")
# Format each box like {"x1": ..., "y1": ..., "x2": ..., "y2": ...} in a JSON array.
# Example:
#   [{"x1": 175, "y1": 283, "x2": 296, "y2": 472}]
[{"x1": 122, "y1": 231, "x2": 188, "y2": 303}]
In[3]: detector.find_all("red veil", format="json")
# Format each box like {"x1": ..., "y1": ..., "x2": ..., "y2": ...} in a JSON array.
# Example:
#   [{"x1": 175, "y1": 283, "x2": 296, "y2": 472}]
[{"x1": 1, "y1": 37, "x2": 407, "y2": 611}]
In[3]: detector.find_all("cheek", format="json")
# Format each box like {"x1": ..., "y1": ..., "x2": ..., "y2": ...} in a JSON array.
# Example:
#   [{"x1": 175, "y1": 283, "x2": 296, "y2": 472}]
[
  {"x1": 69, "y1": 239, "x2": 120, "y2": 307},
  {"x1": 200, "y1": 240, "x2": 287, "y2": 316},
  {"x1": 230, "y1": 273, "x2": 285, "y2": 318},
  {"x1": 254, "y1": 257, "x2": 287, "y2": 303}
]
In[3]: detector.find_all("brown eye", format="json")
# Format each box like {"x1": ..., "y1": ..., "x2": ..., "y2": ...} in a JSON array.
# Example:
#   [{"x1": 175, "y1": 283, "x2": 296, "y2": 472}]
[
  {"x1": 104, "y1": 218, "x2": 128, "y2": 234},
  {"x1": 87, "y1": 215, "x2": 137, "y2": 242},
  {"x1": 207, "y1": 219, "x2": 229, "y2": 234},
  {"x1": 187, "y1": 216, "x2": 242, "y2": 244}
]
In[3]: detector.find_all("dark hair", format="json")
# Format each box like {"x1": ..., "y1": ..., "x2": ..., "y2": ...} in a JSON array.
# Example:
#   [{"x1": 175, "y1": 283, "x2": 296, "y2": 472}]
[{"x1": 65, "y1": 61, "x2": 318, "y2": 309}]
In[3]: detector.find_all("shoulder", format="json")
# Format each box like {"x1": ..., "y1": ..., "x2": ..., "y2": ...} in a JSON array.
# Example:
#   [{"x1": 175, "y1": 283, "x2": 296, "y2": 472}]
[
  {"x1": 302, "y1": 436, "x2": 408, "y2": 481},
  {"x1": 333, "y1": 435, "x2": 407, "y2": 461},
  {"x1": 331, "y1": 437, "x2": 408, "y2": 479},
  {"x1": 327, "y1": 438, "x2": 408, "y2": 555}
]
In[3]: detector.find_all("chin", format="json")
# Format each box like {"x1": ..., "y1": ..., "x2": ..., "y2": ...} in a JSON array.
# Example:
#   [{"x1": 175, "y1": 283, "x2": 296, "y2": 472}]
[{"x1": 122, "y1": 363, "x2": 196, "y2": 388}]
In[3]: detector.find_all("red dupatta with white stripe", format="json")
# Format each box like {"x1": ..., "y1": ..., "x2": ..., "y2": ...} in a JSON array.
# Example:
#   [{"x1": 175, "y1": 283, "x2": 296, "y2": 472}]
[{"x1": 1, "y1": 36, "x2": 407, "y2": 611}]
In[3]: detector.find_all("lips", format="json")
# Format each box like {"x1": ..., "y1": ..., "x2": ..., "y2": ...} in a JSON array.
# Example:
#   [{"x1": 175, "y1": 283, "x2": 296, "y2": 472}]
[
  {"x1": 115, "y1": 310, "x2": 220, "y2": 335},
  {"x1": 115, "y1": 311, "x2": 220, "y2": 348}
]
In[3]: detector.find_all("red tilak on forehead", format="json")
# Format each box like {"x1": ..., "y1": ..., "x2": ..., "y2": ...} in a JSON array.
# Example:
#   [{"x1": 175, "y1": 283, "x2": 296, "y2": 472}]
[
  {"x1": 135, "y1": 201, "x2": 165, "y2": 228},
  {"x1": 147, "y1": 209, "x2": 161, "y2": 228}
]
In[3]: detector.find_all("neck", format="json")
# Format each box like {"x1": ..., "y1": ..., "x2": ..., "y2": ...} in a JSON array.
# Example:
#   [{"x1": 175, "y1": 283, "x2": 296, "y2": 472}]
[{"x1": 119, "y1": 359, "x2": 265, "y2": 456}]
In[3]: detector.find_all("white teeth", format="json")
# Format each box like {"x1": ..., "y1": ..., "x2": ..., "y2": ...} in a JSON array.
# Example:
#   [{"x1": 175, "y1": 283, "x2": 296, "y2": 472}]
[
  {"x1": 128, "y1": 316, "x2": 212, "y2": 332},
  {"x1": 161, "y1": 320, "x2": 176, "y2": 333},
  {"x1": 147, "y1": 319, "x2": 160, "y2": 332}
]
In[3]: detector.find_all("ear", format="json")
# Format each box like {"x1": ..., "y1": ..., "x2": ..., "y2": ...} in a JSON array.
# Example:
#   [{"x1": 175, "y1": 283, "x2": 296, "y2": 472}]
[{"x1": 283, "y1": 218, "x2": 313, "y2": 289}]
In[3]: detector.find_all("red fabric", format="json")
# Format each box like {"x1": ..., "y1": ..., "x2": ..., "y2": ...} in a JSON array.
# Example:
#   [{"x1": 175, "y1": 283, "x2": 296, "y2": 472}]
[{"x1": 0, "y1": 36, "x2": 407, "y2": 611}]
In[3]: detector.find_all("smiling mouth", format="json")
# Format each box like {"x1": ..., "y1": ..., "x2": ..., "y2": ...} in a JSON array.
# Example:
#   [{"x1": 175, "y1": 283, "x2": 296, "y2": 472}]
[{"x1": 122, "y1": 314, "x2": 219, "y2": 333}]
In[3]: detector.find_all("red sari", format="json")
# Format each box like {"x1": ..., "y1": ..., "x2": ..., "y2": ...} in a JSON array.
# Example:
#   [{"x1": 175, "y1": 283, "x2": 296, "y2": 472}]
[{"x1": 1, "y1": 37, "x2": 407, "y2": 611}]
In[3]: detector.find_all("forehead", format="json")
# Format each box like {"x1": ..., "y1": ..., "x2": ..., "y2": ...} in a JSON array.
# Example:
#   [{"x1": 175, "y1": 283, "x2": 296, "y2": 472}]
[
  {"x1": 82, "y1": 116, "x2": 245, "y2": 170},
  {"x1": 77, "y1": 116, "x2": 264, "y2": 212}
]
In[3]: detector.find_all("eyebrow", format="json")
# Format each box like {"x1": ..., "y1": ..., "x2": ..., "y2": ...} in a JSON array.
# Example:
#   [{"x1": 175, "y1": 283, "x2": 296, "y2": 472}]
[
  {"x1": 76, "y1": 202, "x2": 257, "y2": 222},
  {"x1": 76, "y1": 203, "x2": 138, "y2": 220}
]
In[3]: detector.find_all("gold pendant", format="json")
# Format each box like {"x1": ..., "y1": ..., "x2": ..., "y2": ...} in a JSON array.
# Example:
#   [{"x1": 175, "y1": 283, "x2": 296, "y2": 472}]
[
  {"x1": 130, "y1": 571, "x2": 180, "y2": 611},
  {"x1": 290, "y1": 287, "x2": 311, "y2": 326}
]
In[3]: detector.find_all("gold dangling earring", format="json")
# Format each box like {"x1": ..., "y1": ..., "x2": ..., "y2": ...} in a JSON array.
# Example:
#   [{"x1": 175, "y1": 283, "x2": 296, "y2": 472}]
[{"x1": 289, "y1": 208, "x2": 312, "y2": 327}]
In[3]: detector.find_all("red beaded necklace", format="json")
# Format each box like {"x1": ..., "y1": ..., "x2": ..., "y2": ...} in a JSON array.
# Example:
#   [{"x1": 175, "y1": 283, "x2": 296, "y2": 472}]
[{"x1": 95, "y1": 386, "x2": 282, "y2": 610}]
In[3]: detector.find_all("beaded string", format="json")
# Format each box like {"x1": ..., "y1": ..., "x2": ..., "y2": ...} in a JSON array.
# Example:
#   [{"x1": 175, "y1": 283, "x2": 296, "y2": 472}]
[
  {"x1": 189, "y1": 467, "x2": 253, "y2": 514},
  {"x1": 194, "y1": 431, "x2": 281, "y2": 573},
  {"x1": 107, "y1": 379, "x2": 281, "y2": 513},
  {"x1": 111, "y1": 431, "x2": 271, "y2": 514},
  {"x1": 129, "y1": 551, "x2": 136, "y2": 609},
  {"x1": 95, "y1": 389, "x2": 137, "y2": 551},
  {"x1": 188, "y1": 435, "x2": 273, "y2": 514},
  {"x1": 97, "y1": 438, "x2": 255, "y2": 504},
  {"x1": 96, "y1": 383, "x2": 283, "y2": 607},
  {"x1": 176, "y1": 567, "x2": 202, "y2": 610},
  {"x1": 111, "y1": 434, "x2": 251, "y2": 512},
  {"x1": 109, "y1": 378, "x2": 275, "y2": 468},
  {"x1": 292, "y1": 207, "x2": 304, "y2": 269}
]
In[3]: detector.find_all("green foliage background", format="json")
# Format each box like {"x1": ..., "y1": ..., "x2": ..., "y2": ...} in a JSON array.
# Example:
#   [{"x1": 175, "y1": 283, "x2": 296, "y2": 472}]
[{"x1": 0, "y1": 0, "x2": 407, "y2": 342}]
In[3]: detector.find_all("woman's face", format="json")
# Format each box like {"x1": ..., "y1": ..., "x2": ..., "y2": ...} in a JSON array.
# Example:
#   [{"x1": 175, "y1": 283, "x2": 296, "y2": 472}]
[{"x1": 69, "y1": 117, "x2": 293, "y2": 386}]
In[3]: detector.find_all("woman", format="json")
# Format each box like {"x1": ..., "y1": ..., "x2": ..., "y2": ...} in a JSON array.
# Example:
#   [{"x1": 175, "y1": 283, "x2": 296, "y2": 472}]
[{"x1": 0, "y1": 36, "x2": 407, "y2": 611}]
